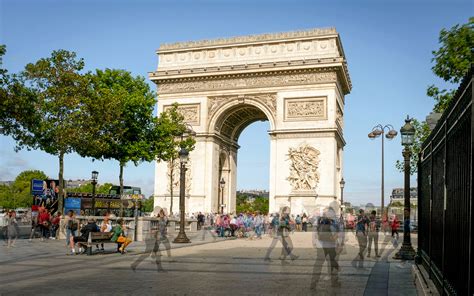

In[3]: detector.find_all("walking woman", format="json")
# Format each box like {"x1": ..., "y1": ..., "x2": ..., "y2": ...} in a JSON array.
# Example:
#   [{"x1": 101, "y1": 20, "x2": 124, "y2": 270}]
[
  {"x1": 391, "y1": 216, "x2": 400, "y2": 240},
  {"x1": 65, "y1": 210, "x2": 78, "y2": 253},
  {"x1": 6, "y1": 210, "x2": 18, "y2": 247}
]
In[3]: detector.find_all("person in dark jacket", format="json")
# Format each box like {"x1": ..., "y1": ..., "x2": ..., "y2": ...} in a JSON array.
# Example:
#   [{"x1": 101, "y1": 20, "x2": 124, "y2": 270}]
[{"x1": 69, "y1": 218, "x2": 98, "y2": 255}]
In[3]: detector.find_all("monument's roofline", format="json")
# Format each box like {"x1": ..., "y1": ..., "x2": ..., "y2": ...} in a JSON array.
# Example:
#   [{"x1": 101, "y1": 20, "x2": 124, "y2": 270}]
[{"x1": 158, "y1": 27, "x2": 338, "y2": 52}]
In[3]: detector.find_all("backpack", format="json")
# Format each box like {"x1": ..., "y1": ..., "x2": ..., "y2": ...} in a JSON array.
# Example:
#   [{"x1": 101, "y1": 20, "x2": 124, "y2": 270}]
[
  {"x1": 67, "y1": 219, "x2": 78, "y2": 231},
  {"x1": 317, "y1": 217, "x2": 336, "y2": 242}
]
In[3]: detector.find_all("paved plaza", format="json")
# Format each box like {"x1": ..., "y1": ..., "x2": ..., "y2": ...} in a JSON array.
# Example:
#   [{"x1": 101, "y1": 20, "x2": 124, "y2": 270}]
[{"x1": 0, "y1": 231, "x2": 417, "y2": 295}]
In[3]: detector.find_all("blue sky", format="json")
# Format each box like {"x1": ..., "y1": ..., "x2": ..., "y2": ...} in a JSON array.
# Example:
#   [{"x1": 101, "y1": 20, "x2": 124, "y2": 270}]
[{"x1": 0, "y1": 0, "x2": 471, "y2": 206}]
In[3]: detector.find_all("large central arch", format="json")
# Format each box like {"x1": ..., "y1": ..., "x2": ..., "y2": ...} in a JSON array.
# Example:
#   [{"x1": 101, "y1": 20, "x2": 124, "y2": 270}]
[{"x1": 150, "y1": 28, "x2": 351, "y2": 215}]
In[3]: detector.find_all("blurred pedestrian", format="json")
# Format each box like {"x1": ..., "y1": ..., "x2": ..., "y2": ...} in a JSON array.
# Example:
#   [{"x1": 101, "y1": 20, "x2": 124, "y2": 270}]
[
  {"x1": 355, "y1": 209, "x2": 369, "y2": 259},
  {"x1": 367, "y1": 210, "x2": 380, "y2": 258}
]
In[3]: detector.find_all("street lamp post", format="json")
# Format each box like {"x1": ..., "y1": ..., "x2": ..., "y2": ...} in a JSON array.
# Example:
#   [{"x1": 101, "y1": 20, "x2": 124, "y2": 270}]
[
  {"x1": 91, "y1": 170, "x2": 98, "y2": 216},
  {"x1": 368, "y1": 124, "x2": 398, "y2": 215},
  {"x1": 219, "y1": 178, "x2": 225, "y2": 214},
  {"x1": 340, "y1": 178, "x2": 345, "y2": 219},
  {"x1": 395, "y1": 116, "x2": 416, "y2": 260},
  {"x1": 173, "y1": 146, "x2": 191, "y2": 243}
]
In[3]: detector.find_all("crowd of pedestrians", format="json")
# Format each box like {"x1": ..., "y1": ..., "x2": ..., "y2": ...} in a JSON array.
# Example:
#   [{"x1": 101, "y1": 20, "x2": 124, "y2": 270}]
[
  {"x1": 28, "y1": 207, "x2": 62, "y2": 241},
  {"x1": 194, "y1": 210, "x2": 315, "y2": 240}
]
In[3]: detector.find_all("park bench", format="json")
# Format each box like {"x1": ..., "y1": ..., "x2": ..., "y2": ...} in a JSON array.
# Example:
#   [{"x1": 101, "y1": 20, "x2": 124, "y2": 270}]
[{"x1": 85, "y1": 232, "x2": 115, "y2": 255}]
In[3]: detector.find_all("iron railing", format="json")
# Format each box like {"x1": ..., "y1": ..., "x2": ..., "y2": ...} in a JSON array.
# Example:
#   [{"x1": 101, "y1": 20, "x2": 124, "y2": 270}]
[{"x1": 418, "y1": 67, "x2": 472, "y2": 296}]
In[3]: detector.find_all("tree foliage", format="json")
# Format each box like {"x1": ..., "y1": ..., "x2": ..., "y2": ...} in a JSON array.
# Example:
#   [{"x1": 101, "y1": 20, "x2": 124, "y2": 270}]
[
  {"x1": 75, "y1": 69, "x2": 194, "y2": 197},
  {"x1": 1, "y1": 49, "x2": 89, "y2": 211},
  {"x1": 396, "y1": 119, "x2": 431, "y2": 174},
  {"x1": 141, "y1": 197, "x2": 155, "y2": 213},
  {"x1": 0, "y1": 170, "x2": 48, "y2": 209},
  {"x1": 70, "y1": 182, "x2": 113, "y2": 194},
  {"x1": 428, "y1": 17, "x2": 473, "y2": 113},
  {"x1": 236, "y1": 193, "x2": 269, "y2": 214},
  {"x1": 398, "y1": 18, "x2": 473, "y2": 174},
  {"x1": 389, "y1": 201, "x2": 403, "y2": 207}
]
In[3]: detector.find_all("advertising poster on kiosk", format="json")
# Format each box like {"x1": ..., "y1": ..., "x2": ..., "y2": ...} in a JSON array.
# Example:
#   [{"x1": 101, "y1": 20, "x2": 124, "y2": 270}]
[{"x1": 31, "y1": 179, "x2": 60, "y2": 207}]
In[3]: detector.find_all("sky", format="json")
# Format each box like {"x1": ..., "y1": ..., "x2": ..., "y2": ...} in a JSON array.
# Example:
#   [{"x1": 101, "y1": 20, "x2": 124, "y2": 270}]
[{"x1": 0, "y1": 0, "x2": 471, "y2": 206}]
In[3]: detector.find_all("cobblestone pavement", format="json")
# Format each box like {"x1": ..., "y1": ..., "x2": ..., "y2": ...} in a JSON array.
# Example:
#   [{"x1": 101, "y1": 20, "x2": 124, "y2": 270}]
[{"x1": 0, "y1": 231, "x2": 417, "y2": 295}]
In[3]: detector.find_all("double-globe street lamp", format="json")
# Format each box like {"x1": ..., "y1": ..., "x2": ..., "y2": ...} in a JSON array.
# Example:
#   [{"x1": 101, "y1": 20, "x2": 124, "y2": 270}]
[
  {"x1": 173, "y1": 126, "x2": 196, "y2": 244},
  {"x1": 394, "y1": 116, "x2": 416, "y2": 260},
  {"x1": 91, "y1": 170, "x2": 99, "y2": 216},
  {"x1": 219, "y1": 178, "x2": 226, "y2": 214},
  {"x1": 368, "y1": 124, "x2": 398, "y2": 215}
]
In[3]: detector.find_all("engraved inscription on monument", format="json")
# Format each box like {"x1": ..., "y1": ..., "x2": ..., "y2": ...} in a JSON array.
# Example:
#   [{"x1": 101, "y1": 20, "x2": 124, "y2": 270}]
[{"x1": 284, "y1": 97, "x2": 326, "y2": 121}]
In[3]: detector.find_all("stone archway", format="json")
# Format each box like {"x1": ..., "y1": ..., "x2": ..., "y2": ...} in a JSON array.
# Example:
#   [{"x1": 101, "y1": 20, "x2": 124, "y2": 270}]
[{"x1": 150, "y1": 28, "x2": 351, "y2": 215}]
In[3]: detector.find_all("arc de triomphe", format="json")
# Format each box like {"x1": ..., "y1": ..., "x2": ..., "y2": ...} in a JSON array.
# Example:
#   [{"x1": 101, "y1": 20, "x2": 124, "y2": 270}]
[{"x1": 150, "y1": 28, "x2": 351, "y2": 215}]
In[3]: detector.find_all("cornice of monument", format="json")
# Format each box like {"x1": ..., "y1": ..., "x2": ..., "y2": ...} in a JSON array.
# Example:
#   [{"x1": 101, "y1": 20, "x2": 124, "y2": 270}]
[
  {"x1": 158, "y1": 27, "x2": 338, "y2": 52},
  {"x1": 151, "y1": 65, "x2": 351, "y2": 95},
  {"x1": 150, "y1": 57, "x2": 345, "y2": 79},
  {"x1": 151, "y1": 28, "x2": 351, "y2": 93}
]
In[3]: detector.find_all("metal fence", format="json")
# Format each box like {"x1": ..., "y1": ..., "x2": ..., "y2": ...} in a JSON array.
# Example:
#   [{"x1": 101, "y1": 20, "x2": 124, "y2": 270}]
[{"x1": 418, "y1": 68, "x2": 472, "y2": 295}]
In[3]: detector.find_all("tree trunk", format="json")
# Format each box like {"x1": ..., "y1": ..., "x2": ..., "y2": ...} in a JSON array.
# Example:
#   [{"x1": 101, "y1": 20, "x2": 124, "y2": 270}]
[
  {"x1": 119, "y1": 162, "x2": 124, "y2": 195},
  {"x1": 170, "y1": 158, "x2": 174, "y2": 216},
  {"x1": 119, "y1": 162, "x2": 124, "y2": 217},
  {"x1": 58, "y1": 152, "x2": 64, "y2": 214}
]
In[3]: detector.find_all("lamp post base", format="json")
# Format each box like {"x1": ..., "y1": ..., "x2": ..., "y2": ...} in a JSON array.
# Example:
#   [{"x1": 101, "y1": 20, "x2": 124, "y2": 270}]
[
  {"x1": 394, "y1": 243, "x2": 416, "y2": 260},
  {"x1": 173, "y1": 232, "x2": 191, "y2": 244}
]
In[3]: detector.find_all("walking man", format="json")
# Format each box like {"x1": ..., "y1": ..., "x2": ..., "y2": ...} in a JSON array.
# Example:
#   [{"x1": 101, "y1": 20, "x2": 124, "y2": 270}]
[
  {"x1": 355, "y1": 209, "x2": 369, "y2": 259},
  {"x1": 367, "y1": 210, "x2": 381, "y2": 258}
]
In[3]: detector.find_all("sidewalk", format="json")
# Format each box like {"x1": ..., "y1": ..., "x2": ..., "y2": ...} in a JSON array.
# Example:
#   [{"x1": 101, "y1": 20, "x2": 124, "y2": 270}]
[
  {"x1": 0, "y1": 229, "x2": 230, "y2": 263},
  {"x1": 0, "y1": 230, "x2": 418, "y2": 295}
]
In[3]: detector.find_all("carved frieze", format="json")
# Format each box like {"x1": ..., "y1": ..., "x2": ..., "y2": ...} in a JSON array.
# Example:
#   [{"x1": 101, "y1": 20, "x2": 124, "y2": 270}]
[
  {"x1": 284, "y1": 97, "x2": 326, "y2": 121},
  {"x1": 287, "y1": 144, "x2": 321, "y2": 191},
  {"x1": 158, "y1": 71, "x2": 337, "y2": 94},
  {"x1": 208, "y1": 97, "x2": 228, "y2": 119},
  {"x1": 336, "y1": 105, "x2": 344, "y2": 128},
  {"x1": 163, "y1": 104, "x2": 200, "y2": 125},
  {"x1": 253, "y1": 93, "x2": 277, "y2": 114}
]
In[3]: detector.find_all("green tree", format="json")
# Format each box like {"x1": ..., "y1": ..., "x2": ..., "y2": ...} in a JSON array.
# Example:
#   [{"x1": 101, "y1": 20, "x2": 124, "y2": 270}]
[
  {"x1": 428, "y1": 18, "x2": 473, "y2": 113},
  {"x1": 253, "y1": 197, "x2": 269, "y2": 214},
  {"x1": 395, "y1": 119, "x2": 431, "y2": 174},
  {"x1": 75, "y1": 69, "x2": 157, "y2": 196},
  {"x1": 235, "y1": 194, "x2": 269, "y2": 214},
  {"x1": 0, "y1": 170, "x2": 48, "y2": 209},
  {"x1": 398, "y1": 18, "x2": 473, "y2": 174},
  {"x1": 389, "y1": 201, "x2": 403, "y2": 207},
  {"x1": 76, "y1": 69, "x2": 193, "y2": 201},
  {"x1": 71, "y1": 182, "x2": 113, "y2": 194},
  {"x1": 0, "y1": 44, "x2": 6, "y2": 78},
  {"x1": 155, "y1": 105, "x2": 196, "y2": 215},
  {"x1": 141, "y1": 197, "x2": 155, "y2": 213},
  {"x1": 0, "y1": 46, "x2": 39, "y2": 141},
  {"x1": 1, "y1": 50, "x2": 89, "y2": 212}
]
